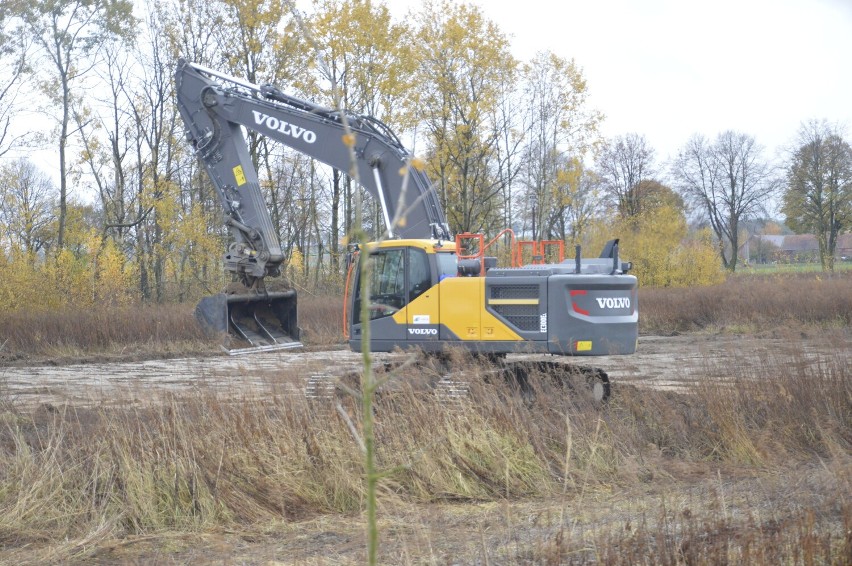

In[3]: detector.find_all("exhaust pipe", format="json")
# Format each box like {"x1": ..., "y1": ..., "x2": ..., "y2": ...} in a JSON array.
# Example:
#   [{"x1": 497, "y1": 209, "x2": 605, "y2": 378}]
[{"x1": 196, "y1": 289, "x2": 302, "y2": 353}]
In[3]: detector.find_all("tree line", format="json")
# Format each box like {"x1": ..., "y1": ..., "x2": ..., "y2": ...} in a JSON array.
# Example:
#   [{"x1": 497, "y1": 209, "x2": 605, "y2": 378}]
[{"x1": 0, "y1": 0, "x2": 850, "y2": 311}]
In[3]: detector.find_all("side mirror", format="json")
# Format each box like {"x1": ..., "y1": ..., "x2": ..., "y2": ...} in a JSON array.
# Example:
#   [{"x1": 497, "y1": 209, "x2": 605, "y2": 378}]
[{"x1": 621, "y1": 261, "x2": 633, "y2": 274}]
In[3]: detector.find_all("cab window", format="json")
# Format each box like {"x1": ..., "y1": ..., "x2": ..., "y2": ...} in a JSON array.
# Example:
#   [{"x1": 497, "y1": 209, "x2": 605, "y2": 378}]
[
  {"x1": 408, "y1": 248, "x2": 432, "y2": 302},
  {"x1": 436, "y1": 252, "x2": 458, "y2": 280},
  {"x1": 354, "y1": 248, "x2": 405, "y2": 323}
]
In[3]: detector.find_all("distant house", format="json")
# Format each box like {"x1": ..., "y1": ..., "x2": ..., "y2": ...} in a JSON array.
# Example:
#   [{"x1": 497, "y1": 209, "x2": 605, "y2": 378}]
[
  {"x1": 840, "y1": 233, "x2": 852, "y2": 260},
  {"x1": 743, "y1": 233, "x2": 852, "y2": 263}
]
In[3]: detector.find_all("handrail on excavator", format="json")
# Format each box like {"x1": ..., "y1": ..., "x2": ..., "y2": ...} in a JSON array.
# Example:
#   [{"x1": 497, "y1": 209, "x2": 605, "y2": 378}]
[
  {"x1": 455, "y1": 229, "x2": 566, "y2": 273},
  {"x1": 455, "y1": 228, "x2": 517, "y2": 274}
]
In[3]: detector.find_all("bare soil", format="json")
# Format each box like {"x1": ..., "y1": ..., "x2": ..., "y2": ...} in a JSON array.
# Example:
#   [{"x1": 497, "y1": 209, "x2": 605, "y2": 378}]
[
  {"x1": 0, "y1": 329, "x2": 849, "y2": 564},
  {"x1": 1, "y1": 330, "x2": 847, "y2": 409},
  {"x1": 7, "y1": 461, "x2": 848, "y2": 565}
]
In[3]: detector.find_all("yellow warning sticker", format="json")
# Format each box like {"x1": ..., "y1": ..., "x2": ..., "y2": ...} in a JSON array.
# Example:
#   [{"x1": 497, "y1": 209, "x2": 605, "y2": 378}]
[
  {"x1": 575, "y1": 340, "x2": 593, "y2": 352},
  {"x1": 233, "y1": 165, "x2": 247, "y2": 187}
]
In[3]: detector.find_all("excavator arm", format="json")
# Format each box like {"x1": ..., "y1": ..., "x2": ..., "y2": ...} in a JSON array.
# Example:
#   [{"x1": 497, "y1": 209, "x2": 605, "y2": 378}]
[
  {"x1": 175, "y1": 59, "x2": 450, "y2": 284},
  {"x1": 174, "y1": 59, "x2": 451, "y2": 351}
]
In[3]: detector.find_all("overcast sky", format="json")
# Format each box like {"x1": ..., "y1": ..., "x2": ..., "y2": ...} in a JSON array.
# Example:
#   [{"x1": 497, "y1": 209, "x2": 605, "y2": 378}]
[
  {"x1": 9, "y1": 0, "x2": 851, "y2": 189},
  {"x1": 401, "y1": 0, "x2": 852, "y2": 163}
]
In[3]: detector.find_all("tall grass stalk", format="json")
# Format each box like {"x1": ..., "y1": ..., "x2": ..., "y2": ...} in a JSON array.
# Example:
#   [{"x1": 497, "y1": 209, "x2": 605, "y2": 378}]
[{"x1": 281, "y1": 6, "x2": 388, "y2": 560}]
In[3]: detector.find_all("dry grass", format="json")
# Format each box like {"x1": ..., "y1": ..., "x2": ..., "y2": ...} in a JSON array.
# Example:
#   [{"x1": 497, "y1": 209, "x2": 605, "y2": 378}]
[
  {"x1": 640, "y1": 272, "x2": 852, "y2": 335},
  {"x1": 0, "y1": 272, "x2": 848, "y2": 362},
  {"x1": 0, "y1": 294, "x2": 344, "y2": 363},
  {"x1": 0, "y1": 272, "x2": 850, "y2": 562},
  {"x1": 0, "y1": 344, "x2": 849, "y2": 563},
  {"x1": 297, "y1": 292, "x2": 345, "y2": 346},
  {"x1": 0, "y1": 304, "x2": 211, "y2": 363}
]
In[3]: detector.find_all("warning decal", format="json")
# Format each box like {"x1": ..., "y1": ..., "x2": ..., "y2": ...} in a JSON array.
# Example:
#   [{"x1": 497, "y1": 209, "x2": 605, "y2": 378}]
[{"x1": 233, "y1": 165, "x2": 247, "y2": 187}]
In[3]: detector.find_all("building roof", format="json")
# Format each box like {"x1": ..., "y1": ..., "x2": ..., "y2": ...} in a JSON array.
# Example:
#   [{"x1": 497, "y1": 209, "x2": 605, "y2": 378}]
[
  {"x1": 754, "y1": 235, "x2": 785, "y2": 248},
  {"x1": 752, "y1": 233, "x2": 852, "y2": 252},
  {"x1": 782, "y1": 234, "x2": 818, "y2": 252}
]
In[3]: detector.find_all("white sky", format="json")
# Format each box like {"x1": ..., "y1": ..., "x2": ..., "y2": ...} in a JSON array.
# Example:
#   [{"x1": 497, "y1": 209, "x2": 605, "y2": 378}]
[
  {"x1": 9, "y1": 0, "x2": 851, "y2": 190},
  {"x1": 393, "y1": 0, "x2": 852, "y2": 163}
]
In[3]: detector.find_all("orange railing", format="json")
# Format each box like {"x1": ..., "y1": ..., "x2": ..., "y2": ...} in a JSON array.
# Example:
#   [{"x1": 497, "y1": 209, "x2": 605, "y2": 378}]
[
  {"x1": 455, "y1": 230, "x2": 565, "y2": 274},
  {"x1": 516, "y1": 239, "x2": 565, "y2": 265},
  {"x1": 541, "y1": 240, "x2": 565, "y2": 264},
  {"x1": 455, "y1": 228, "x2": 520, "y2": 274}
]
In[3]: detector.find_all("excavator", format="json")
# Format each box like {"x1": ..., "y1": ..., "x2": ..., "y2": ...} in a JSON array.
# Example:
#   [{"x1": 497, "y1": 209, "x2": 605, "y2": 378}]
[{"x1": 174, "y1": 60, "x2": 638, "y2": 397}]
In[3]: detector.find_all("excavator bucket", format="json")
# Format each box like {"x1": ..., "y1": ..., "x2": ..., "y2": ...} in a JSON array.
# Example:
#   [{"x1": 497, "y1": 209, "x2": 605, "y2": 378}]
[{"x1": 195, "y1": 290, "x2": 302, "y2": 354}]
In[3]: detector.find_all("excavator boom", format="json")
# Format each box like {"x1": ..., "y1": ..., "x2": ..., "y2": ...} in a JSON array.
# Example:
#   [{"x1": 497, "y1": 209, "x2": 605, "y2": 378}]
[
  {"x1": 175, "y1": 60, "x2": 450, "y2": 251},
  {"x1": 174, "y1": 59, "x2": 450, "y2": 351}
]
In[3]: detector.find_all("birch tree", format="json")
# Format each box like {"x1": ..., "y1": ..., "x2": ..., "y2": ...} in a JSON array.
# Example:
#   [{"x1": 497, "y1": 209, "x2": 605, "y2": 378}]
[
  {"x1": 414, "y1": 0, "x2": 517, "y2": 234},
  {"x1": 520, "y1": 51, "x2": 601, "y2": 239},
  {"x1": 309, "y1": 0, "x2": 414, "y2": 269}
]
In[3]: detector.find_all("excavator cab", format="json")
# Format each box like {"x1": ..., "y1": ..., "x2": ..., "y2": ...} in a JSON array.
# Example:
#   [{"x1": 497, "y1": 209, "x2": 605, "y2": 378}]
[{"x1": 345, "y1": 240, "x2": 454, "y2": 351}]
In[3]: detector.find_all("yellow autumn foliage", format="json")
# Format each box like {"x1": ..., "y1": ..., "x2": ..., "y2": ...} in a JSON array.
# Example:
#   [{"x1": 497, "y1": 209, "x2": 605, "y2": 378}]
[
  {"x1": 289, "y1": 247, "x2": 305, "y2": 279},
  {"x1": 583, "y1": 205, "x2": 725, "y2": 288},
  {"x1": 88, "y1": 233, "x2": 136, "y2": 306},
  {"x1": 140, "y1": 179, "x2": 223, "y2": 301},
  {"x1": 0, "y1": 176, "x2": 230, "y2": 309},
  {"x1": 0, "y1": 247, "x2": 54, "y2": 311},
  {"x1": 0, "y1": 231, "x2": 137, "y2": 312}
]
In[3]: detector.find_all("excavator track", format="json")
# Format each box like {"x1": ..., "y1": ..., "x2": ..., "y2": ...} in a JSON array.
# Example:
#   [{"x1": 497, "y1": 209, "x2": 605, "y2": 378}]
[
  {"x1": 499, "y1": 360, "x2": 611, "y2": 403},
  {"x1": 322, "y1": 353, "x2": 611, "y2": 406}
]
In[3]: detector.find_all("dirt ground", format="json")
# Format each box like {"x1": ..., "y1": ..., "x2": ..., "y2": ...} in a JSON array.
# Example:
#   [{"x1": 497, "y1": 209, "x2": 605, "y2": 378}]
[
  {"x1": 6, "y1": 460, "x2": 847, "y2": 565},
  {"x1": 0, "y1": 330, "x2": 847, "y2": 408},
  {"x1": 1, "y1": 330, "x2": 849, "y2": 564}
]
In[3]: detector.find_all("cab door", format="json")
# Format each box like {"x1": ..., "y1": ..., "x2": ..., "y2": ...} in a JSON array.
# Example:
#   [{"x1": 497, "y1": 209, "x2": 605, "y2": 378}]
[
  {"x1": 403, "y1": 247, "x2": 441, "y2": 342},
  {"x1": 350, "y1": 247, "x2": 408, "y2": 348}
]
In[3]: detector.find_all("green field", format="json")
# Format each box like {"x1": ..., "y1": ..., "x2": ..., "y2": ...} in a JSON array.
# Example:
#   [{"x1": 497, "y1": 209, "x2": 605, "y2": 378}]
[{"x1": 738, "y1": 261, "x2": 852, "y2": 274}]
